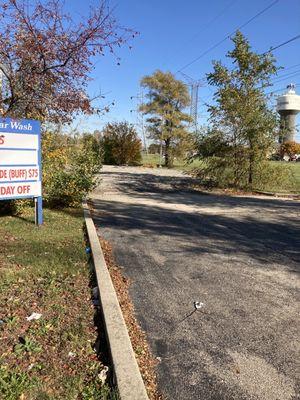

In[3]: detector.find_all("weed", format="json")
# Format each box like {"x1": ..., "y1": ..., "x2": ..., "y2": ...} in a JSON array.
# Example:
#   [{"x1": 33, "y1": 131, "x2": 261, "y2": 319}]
[
  {"x1": 82, "y1": 383, "x2": 120, "y2": 400},
  {"x1": 14, "y1": 336, "x2": 42, "y2": 355},
  {"x1": 27, "y1": 319, "x2": 54, "y2": 336},
  {"x1": 0, "y1": 367, "x2": 35, "y2": 400},
  {"x1": 4, "y1": 316, "x2": 18, "y2": 329},
  {"x1": 0, "y1": 208, "x2": 116, "y2": 398},
  {"x1": 135, "y1": 346, "x2": 145, "y2": 356}
]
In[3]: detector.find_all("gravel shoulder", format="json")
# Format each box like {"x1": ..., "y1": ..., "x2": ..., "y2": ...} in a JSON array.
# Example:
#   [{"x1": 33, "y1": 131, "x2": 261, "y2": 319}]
[{"x1": 91, "y1": 165, "x2": 300, "y2": 400}]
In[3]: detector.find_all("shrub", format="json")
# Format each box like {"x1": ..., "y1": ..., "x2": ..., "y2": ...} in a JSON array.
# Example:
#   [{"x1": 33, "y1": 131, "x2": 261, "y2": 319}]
[
  {"x1": 0, "y1": 132, "x2": 101, "y2": 214},
  {"x1": 190, "y1": 127, "x2": 295, "y2": 191},
  {"x1": 42, "y1": 132, "x2": 101, "y2": 206},
  {"x1": 100, "y1": 122, "x2": 142, "y2": 165},
  {"x1": 191, "y1": 157, "x2": 294, "y2": 192}
]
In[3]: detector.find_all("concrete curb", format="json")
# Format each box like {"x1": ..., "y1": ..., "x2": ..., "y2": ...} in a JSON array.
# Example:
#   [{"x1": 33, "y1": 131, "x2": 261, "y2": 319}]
[
  {"x1": 253, "y1": 190, "x2": 300, "y2": 200},
  {"x1": 83, "y1": 202, "x2": 149, "y2": 400}
]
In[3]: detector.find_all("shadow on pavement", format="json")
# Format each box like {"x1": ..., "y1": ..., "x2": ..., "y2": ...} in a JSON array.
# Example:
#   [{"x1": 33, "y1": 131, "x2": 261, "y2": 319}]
[
  {"x1": 99, "y1": 170, "x2": 300, "y2": 211},
  {"x1": 91, "y1": 168, "x2": 300, "y2": 400},
  {"x1": 92, "y1": 197, "x2": 299, "y2": 269}
]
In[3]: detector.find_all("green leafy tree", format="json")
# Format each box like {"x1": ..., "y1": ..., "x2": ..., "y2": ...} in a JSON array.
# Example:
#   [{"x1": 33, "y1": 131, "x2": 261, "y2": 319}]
[
  {"x1": 100, "y1": 122, "x2": 142, "y2": 165},
  {"x1": 140, "y1": 70, "x2": 191, "y2": 167},
  {"x1": 202, "y1": 31, "x2": 279, "y2": 189}
]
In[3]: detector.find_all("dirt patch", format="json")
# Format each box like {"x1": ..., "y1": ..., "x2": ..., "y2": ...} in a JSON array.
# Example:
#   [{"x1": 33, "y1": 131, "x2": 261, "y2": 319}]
[{"x1": 99, "y1": 237, "x2": 163, "y2": 400}]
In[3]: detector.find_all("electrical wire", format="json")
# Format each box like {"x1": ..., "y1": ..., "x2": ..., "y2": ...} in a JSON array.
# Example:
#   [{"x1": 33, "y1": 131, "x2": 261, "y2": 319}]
[
  {"x1": 166, "y1": 0, "x2": 238, "y2": 72},
  {"x1": 262, "y1": 34, "x2": 300, "y2": 55},
  {"x1": 266, "y1": 83, "x2": 300, "y2": 95},
  {"x1": 177, "y1": 0, "x2": 280, "y2": 73},
  {"x1": 271, "y1": 68, "x2": 300, "y2": 81},
  {"x1": 271, "y1": 71, "x2": 300, "y2": 84},
  {"x1": 181, "y1": 0, "x2": 238, "y2": 47},
  {"x1": 281, "y1": 63, "x2": 300, "y2": 72}
]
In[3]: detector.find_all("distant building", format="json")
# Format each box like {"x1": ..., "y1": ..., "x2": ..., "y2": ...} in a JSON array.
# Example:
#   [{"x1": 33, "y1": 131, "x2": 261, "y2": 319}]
[{"x1": 276, "y1": 84, "x2": 300, "y2": 143}]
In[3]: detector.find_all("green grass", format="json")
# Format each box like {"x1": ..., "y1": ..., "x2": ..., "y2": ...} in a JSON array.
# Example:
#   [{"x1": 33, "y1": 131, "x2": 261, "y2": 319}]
[
  {"x1": 142, "y1": 153, "x2": 202, "y2": 171},
  {"x1": 142, "y1": 154, "x2": 300, "y2": 193},
  {"x1": 140, "y1": 153, "x2": 160, "y2": 167},
  {"x1": 0, "y1": 208, "x2": 117, "y2": 400},
  {"x1": 288, "y1": 162, "x2": 300, "y2": 191}
]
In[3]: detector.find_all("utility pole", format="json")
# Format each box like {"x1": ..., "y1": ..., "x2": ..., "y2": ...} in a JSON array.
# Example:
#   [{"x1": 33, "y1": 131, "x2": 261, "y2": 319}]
[
  {"x1": 130, "y1": 91, "x2": 148, "y2": 154},
  {"x1": 181, "y1": 73, "x2": 203, "y2": 134},
  {"x1": 190, "y1": 82, "x2": 199, "y2": 132}
]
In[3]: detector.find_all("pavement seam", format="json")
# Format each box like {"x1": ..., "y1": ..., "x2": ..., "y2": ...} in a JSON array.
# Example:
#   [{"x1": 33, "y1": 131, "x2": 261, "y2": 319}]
[{"x1": 83, "y1": 201, "x2": 149, "y2": 400}]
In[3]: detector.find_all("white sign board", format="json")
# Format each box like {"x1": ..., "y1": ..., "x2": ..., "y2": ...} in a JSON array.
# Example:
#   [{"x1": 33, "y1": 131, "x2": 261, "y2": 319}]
[{"x1": 0, "y1": 118, "x2": 42, "y2": 200}]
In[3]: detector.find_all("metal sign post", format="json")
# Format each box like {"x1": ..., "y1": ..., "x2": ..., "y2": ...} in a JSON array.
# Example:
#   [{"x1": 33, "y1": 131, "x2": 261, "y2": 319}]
[
  {"x1": 0, "y1": 117, "x2": 43, "y2": 226},
  {"x1": 34, "y1": 197, "x2": 43, "y2": 226}
]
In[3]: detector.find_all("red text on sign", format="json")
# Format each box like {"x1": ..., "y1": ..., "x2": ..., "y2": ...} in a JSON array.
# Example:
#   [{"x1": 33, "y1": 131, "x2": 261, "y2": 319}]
[
  {"x1": 0, "y1": 184, "x2": 31, "y2": 196},
  {"x1": 0, "y1": 186, "x2": 15, "y2": 195},
  {"x1": 0, "y1": 169, "x2": 7, "y2": 179},
  {"x1": 0, "y1": 168, "x2": 39, "y2": 181},
  {"x1": 17, "y1": 185, "x2": 31, "y2": 194},
  {"x1": 10, "y1": 169, "x2": 27, "y2": 179},
  {"x1": 28, "y1": 169, "x2": 38, "y2": 178}
]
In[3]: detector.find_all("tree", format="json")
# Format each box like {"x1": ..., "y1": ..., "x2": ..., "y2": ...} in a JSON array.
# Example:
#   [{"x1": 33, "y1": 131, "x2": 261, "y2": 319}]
[
  {"x1": 279, "y1": 141, "x2": 300, "y2": 160},
  {"x1": 203, "y1": 31, "x2": 279, "y2": 189},
  {"x1": 0, "y1": 0, "x2": 135, "y2": 123},
  {"x1": 140, "y1": 70, "x2": 191, "y2": 167},
  {"x1": 100, "y1": 122, "x2": 142, "y2": 165}
]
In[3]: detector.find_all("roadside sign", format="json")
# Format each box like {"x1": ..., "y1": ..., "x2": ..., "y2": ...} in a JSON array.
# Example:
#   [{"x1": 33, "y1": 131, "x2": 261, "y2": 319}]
[{"x1": 0, "y1": 118, "x2": 43, "y2": 225}]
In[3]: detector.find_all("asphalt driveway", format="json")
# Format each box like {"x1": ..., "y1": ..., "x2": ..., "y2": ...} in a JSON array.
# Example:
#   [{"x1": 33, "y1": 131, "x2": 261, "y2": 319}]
[{"x1": 91, "y1": 165, "x2": 300, "y2": 400}]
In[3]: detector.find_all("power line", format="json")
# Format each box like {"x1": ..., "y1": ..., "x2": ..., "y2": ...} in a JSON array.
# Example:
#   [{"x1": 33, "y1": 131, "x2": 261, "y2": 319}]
[
  {"x1": 191, "y1": 54, "x2": 300, "y2": 104},
  {"x1": 235, "y1": 0, "x2": 279, "y2": 32},
  {"x1": 181, "y1": 0, "x2": 238, "y2": 47},
  {"x1": 272, "y1": 65, "x2": 300, "y2": 79},
  {"x1": 164, "y1": 1, "x2": 238, "y2": 71},
  {"x1": 271, "y1": 70, "x2": 300, "y2": 84},
  {"x1": 281, "y1": 63, "x2": 300, "y2": 72},
  {"x1": 270, "y1": 72, "x2": 300, "y2": 86},
  {"x1": 177, "y1": 0, "x2": 279, "y2": 73},
  {"x1": 266, "y1": 83, "x2": 300, "y2": 95},
  {"x1": 262, "y1": 34, "x2": 300, "y2": 55}
]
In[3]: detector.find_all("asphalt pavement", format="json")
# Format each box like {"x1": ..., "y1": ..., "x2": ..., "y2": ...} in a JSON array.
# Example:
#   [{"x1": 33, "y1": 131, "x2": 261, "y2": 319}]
[{"x1": 91, "y1": 165, "x2": 300, "y2": 400}]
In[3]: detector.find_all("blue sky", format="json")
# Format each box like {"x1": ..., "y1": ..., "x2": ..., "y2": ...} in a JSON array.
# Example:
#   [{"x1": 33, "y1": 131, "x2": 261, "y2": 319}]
[{"x1": 67, "y1": 0, "x2": 300, "y2": 137}]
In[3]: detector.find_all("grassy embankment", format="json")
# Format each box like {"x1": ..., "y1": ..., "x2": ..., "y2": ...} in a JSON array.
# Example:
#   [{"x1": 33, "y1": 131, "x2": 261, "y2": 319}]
[
  {"x1": 0, "y1": 208, "x2": 116, "y2": 400},
  {"x1": 142, "y1": 154, "x2": 300, "y2": 193}
]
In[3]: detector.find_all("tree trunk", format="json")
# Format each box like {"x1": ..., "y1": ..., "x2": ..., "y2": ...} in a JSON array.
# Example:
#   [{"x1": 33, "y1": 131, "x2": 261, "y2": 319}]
[
  {"x1": 164, "y1": 138, "x2": 172, "y2": 168},
  {"x1": 248, "y1": 159, "x2": 253, "y2": 187},
  {"x1": 248, "y1": 151, "x2": 254, "y2": 189},
  {"x1": 233, "y1": 130, "x2": 239, "y2": 188}
]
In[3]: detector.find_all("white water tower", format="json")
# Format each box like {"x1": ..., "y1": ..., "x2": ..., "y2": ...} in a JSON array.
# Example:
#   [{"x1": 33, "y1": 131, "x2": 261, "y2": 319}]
[{"x1": 276, "y1": 84, "x2": 300, "y2": 142}]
